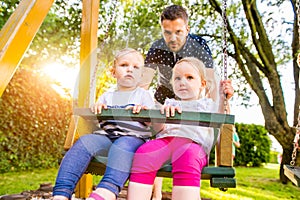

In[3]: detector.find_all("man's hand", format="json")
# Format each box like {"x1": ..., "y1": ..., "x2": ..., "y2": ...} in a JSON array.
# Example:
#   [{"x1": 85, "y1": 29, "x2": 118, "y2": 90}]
[{"x1": 221, "y1": 79, "x2": 234, "y2": 100}]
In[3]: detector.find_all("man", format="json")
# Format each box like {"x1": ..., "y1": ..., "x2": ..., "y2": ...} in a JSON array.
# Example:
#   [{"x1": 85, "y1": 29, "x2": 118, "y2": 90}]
[
  {"x1": 140, "y1": 5, "x2": 223, "y2": 104},
  {"x1": 140, "y1": 5, "x2": 233, "y2": 200}
]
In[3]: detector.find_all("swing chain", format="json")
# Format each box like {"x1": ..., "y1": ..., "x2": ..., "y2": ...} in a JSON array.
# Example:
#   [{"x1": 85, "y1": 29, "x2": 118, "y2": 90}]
[
  {"x1": 290, "y1": 106, "x2": 300, "y2": 166},
  {"x1": 222, "y1": 0, "x2": 228, "y2": 114},
  {"x1": 222, "y1": 0, "x2": 228, "y2": 80}
]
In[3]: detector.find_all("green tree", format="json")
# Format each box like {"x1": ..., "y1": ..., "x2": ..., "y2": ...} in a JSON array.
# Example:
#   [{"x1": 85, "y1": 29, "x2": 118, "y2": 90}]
[{"x1": 202, "y1": 0, "x2": 299, "y2": 183}]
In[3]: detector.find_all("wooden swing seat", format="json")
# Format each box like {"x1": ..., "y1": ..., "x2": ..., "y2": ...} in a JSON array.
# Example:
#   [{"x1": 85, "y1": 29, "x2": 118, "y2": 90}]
[
  {"x1": 67, "y1": 108, "x2": 236, "y2": 190},
  {"x1": 284, "y1": 165, "x2": 300, "y2": 187},
  {"x1": 85, "y1": 158, "x2": 236, "y2": 189}
]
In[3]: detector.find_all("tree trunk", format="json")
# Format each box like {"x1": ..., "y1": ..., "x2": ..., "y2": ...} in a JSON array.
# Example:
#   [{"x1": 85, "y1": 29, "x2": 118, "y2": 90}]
[
  {"x1": 208, "y1": 0, "x2": 299, "y2": 184},
  {"x1": 280, "y1": 147, "x2": 294, "y2": 184}
]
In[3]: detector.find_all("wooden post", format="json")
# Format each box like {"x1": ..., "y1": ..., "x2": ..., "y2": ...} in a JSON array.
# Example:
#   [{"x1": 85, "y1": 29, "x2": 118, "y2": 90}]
[
  {"x1": 73, "y1": 0, "x2": 99, "y2": 198},
  {"x1": 74, "y1": 173, "x2": 93, "y2": 198},
  {"x1": 216, "y1": 124, "x2": 234, "y2": 166},
  {"x1": 0, "y1": 0, "x2": 54, "y2": 97}
]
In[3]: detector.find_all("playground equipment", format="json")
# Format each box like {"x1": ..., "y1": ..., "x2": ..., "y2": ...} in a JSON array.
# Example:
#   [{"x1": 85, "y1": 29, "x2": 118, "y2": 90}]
[
  {"x1": 65, "y1": 0, "x2": 237, "y2": 197},
  {"x1": 0, "y1": 0, "x2": 237, "y2": 198}
]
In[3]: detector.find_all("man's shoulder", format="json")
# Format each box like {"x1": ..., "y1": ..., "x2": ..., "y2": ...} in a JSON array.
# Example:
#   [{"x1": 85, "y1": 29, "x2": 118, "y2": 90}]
[
  {"x1": 188, "y1": 34, "x2": 208, "y2": 45},
  {"x1": 150, "y1": 38, "x2": 166, "y2": 49}
]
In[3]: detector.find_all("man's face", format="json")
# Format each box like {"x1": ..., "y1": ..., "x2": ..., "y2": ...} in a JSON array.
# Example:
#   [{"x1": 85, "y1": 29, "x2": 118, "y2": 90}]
[{"x1": 161, "y1": 18, "x2": 190, "y2": 53}]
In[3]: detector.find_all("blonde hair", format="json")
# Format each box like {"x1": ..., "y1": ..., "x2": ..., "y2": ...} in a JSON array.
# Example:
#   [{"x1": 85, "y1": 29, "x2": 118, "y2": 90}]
[
  {"x1": 171, "y1": 57, "x2": 206, "y2": 83},
  {"x1": 111, "y1": 48, "x2": 144, "y2": 70}
]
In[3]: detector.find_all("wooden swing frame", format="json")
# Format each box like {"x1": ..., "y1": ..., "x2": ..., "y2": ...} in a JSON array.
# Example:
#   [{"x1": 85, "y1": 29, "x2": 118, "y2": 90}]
[
  {"x1": 0, "y1": 0, "x2": 236, "y2": 198},
  {"x1": 59, "y1": 0, "x2": 236, "y2": 198},
  {"x1": 65, "y1": 0, "x2": 237, "y2": 198}
]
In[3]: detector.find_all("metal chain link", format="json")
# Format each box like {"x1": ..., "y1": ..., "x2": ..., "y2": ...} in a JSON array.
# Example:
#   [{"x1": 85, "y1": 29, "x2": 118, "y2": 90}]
[
  {"x1": 222, "y1": 0, "x2": 228, "y2": 114},
  {"x1": 222, "y1": 0, "x2": 228, "y2": 80}
]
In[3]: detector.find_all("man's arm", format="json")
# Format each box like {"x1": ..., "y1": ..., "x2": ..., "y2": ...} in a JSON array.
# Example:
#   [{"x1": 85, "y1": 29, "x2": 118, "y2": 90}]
[
  {"x1": 205, "y1": 68, "x2": 220, "y2": 102},
  {"x1": 138, "y1": 67, "x2": 156, "y2": 90}
]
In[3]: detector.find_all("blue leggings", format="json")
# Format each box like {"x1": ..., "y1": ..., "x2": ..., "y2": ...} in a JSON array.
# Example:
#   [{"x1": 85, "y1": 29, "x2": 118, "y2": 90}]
[{"x1": 53, "y1": 134, "x2": 145, "y2": 199}]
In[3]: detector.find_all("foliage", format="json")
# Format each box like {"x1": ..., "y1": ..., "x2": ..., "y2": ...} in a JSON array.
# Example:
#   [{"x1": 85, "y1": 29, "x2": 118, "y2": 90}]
[
  {"x1": 0, "y1": 0, "x2": 20, "y2": 27},
  {"x1": 269, "y1": 151, "x2": 281, "y2": 164},
  {"x1": 0, "y1": 0, "x2": 81, "y2": 68},
  {"x1": 209, "y1": 123, "x2": 271, "y2": 167},
  {"x1": 1, "y1": 164, "x2": 299, "y2": 199},
  {"x1": 234, "y1": 123, "x2": 271, "y2": 167},
  {"x1": 0, "y1": 67, "x2": 72, "y2": 173}
]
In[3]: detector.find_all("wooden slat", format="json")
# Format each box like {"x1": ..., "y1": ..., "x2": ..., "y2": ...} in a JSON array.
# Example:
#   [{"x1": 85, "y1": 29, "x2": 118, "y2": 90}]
[
  {"x1": 0, "y1": 0, "x2": 54, "y2": 97},
  {"x1": 74, "y1": 108, "x2": 235, "y2": 128},
  {"x1": 84, "y1": 158, "x2": 236, "y2": 188},
  {"x1": 284, "y1": 165, "x2": 300, "y2": 187},
  {"x1": 210, "y1": 177, "x2": 236, "y2": 189},
  {"x1": 216, "y1": 124, "x2": 234, "y2": 166}
]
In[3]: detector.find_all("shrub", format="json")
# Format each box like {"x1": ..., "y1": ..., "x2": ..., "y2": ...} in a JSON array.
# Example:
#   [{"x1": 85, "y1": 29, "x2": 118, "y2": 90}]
[
  {"x1": 0, "y1": 67, "x2": 72, "y2": 172},
  {"x1": 209, "y1": 123, "x2": 271, "y2": 167},
  {"x1": 234, "y1": 123, "x2": 271, "y2": 167}
]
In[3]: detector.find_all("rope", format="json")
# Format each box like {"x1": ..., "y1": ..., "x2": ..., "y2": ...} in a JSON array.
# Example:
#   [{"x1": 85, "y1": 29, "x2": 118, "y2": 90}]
[{"x1": 222, "y1": 0, "x2": 228, "y2": 114}]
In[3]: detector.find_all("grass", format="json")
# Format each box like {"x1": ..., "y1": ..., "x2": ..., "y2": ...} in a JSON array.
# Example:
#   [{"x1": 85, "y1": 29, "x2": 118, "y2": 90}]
[
  {"x1": 0, "y1": 168, "x2": 58, "y2": 195},
  {"x1": 0, "y1": 163, "x2": 299, "y2": 199}
]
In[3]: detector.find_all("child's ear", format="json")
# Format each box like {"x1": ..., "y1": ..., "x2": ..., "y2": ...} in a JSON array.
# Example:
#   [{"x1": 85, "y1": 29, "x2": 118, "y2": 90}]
[
  {"x1": 201, "y1": 79, "x2": 207, "y2": 88},
  {"x1": 110, "y1": 67, "x2": 116, "y2": 77}
]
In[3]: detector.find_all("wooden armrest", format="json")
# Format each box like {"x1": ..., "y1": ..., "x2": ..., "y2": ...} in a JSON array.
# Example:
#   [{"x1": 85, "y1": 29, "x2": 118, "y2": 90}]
[{"x1": 74, "y1": 108, "x2": 235, "y2": 128}]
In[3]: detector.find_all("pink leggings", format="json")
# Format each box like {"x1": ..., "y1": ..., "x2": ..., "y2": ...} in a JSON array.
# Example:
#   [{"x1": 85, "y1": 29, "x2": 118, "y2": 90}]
[{"x1": 130, "y1": 137, "x2": 208, "y2": 187}]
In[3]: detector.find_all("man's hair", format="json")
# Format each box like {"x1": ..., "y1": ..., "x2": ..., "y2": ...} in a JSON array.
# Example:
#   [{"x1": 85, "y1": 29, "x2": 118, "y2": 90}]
[{"x1": 160, "y1": 5, "x2": 189, "y2": 24}]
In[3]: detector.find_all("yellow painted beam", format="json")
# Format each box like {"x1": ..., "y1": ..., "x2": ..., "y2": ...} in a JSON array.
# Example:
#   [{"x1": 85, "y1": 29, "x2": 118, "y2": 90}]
[
  {"x1": 0, "y1": 0, "x2": 54, "y2": 97},
  {"x1": 74, "y1": 173, "x2": 93, "y2": 198},
  {"x1": 73, "y1": 0, "x2": 100, "y2": 140},
  {"x1": 74, "y1": 0, "x2": 99, "y2": 198},
  {"x1": 78, "y1": 0, "x2": 99, "y2": 108}
]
